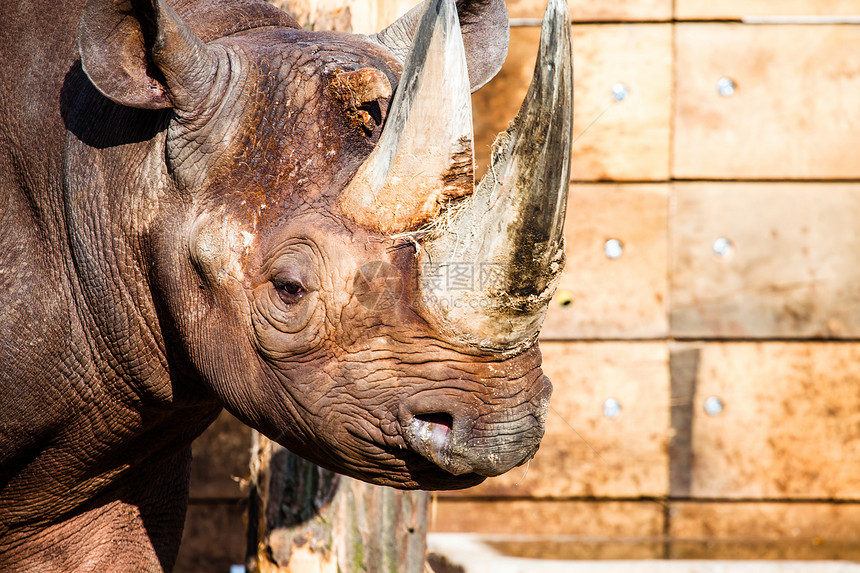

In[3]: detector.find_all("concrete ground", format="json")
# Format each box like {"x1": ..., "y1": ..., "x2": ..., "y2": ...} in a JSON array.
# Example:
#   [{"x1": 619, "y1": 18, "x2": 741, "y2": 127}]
[{"x1": 427, "y1": 534, "x2": 860, "y2": 573}]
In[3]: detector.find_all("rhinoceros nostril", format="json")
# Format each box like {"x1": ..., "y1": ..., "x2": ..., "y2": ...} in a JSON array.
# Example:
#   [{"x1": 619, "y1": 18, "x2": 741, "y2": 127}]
[{"x1": 414, "y1": 412, "x2": 453, "y2": 431}]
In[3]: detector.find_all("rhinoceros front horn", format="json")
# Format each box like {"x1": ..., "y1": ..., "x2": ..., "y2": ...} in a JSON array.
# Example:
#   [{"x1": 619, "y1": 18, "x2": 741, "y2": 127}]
[
  {"x1": 339, "y1": 0, "x2": 475, "y2": 234},
  {"x1": 418, "y1": 0, "x2": 572, "y2": 352}
]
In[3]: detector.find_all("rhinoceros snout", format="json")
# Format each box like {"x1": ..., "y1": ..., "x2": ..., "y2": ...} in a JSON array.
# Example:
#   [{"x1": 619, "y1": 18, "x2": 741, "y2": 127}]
[{"x1": 400, "y1": 375, "x2": 552, "y2": 477}]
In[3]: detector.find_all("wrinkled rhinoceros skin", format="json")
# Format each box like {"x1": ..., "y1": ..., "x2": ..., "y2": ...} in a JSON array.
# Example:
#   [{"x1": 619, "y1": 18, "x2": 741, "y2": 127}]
[{"x1": 0, "y1": 0, "x2": 566, "y2": 569}]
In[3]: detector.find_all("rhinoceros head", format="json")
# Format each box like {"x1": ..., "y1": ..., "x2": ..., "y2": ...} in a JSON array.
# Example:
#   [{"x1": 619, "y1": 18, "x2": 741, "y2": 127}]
[{"x1": 77, "y1": 0, "x2": 571, "y2": 489}]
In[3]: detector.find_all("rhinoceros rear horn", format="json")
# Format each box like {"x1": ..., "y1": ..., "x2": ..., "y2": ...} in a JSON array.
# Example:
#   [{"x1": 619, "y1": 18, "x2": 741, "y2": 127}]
[
  {"x1": 79, "y1": 0, "x2": 218, "y2": 111},
  {"x1": 370, "y1": 0, "x2": 509, "y2": 92}
]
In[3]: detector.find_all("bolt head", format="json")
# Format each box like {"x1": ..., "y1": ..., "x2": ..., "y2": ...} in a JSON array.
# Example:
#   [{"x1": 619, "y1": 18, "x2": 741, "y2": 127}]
[
  {"x1": 604, "y1": 239, "x2": 624, "y2": 260},
  {"x1": 611, "y1": 82, "x2": 629, "y2": 102},
  {"x1": 603, "y1": 398, "x2": 622, "y2": 419},
  {"x1": 704, "y1": 396, "x2": 724, "y2": 416},
  {"x1": 717, "y1": 77, "x2": 737, "y2": 97},
  {"x1": 713, "y1": 237, "x2": 733, "y2": 258}
]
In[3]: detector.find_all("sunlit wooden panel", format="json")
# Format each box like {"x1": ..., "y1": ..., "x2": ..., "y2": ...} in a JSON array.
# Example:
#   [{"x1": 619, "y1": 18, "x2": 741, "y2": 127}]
[
  {"x1": 674, "y1": 24, "x2": 860, "y2": 179},
  {"x1": 542, "y1": 184, "x2": 668, "y2": 340},
  {"x1": 673, "y1": 343, "x2": 860, "y2": 500},
  {"x1": 473, "y1": 25, "x2": 672, "y2": 182},
  {"x1": 676, "y1": 0, "x2": 860, "y2": 20},
  {"x1": 671, "y1": 183, "x2": 860, "y2": 338}
]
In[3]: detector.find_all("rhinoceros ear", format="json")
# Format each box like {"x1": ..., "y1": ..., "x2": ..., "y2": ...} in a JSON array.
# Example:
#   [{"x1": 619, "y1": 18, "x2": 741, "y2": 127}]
[
  {"x1": 369, "y1": 0, "x2": 509, "y2": 92},
  {"x1": 78, "y1": 0, "x2": 217, "y2": 110}
]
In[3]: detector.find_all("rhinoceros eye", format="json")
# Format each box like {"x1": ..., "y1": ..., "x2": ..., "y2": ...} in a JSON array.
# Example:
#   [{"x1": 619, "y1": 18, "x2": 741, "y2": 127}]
[{"x1": 273, "y1": 279, "x2": 305, "y2": 305}]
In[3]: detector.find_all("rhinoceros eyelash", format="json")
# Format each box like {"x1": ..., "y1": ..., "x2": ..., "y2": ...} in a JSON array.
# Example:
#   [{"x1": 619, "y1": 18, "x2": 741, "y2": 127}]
[
  {"x1": 272, "y1": 279, "x2": 306, "y2": 304},
  {"x1": 276, "y1": 281, "x2": 303, "y2": 295}
]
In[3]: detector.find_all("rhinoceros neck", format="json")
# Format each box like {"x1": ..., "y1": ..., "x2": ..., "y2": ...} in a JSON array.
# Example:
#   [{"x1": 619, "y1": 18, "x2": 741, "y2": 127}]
[{"x1": 0, "y1": 0, "x2": 228, "y2": 558}]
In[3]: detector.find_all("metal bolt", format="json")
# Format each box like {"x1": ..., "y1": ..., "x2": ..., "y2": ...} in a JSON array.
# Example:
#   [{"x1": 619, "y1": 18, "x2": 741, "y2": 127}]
[
  {"x1": 557, "y1": 290, "x2": 574, "y2": 307},
  {"x1": 603, "y1": 398, "x2": 622, "y2": 419},
  {"x1": 704, "y1": 396, "x2": 724, "y2": 416},
  {"x1": 713, "y1": 237, "x2": 733, "y2": 258},
  {"x1": 611, "y1": 83, "x2": 629, "y2": 102},
  {"x1": 717, "y1": 77, "x2": 736, "y2": 97},
  {"x1": 604, "y1": 239, "x2": 624, "y2": 260}
]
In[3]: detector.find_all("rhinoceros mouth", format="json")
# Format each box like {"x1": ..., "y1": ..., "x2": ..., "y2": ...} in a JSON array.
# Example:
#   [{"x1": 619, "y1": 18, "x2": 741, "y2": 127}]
[
  {"x1": 398, "y1": 374, "x2": 552, "y2": 478},
  {"x1": 404, "y1": 413, "x2": 460, "y2": 471}
]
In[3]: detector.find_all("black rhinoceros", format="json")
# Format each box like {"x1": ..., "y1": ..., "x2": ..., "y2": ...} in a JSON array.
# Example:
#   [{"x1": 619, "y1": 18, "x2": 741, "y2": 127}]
[{"x1": 0, "y1": 0, "x2": 571, "y2": 568}]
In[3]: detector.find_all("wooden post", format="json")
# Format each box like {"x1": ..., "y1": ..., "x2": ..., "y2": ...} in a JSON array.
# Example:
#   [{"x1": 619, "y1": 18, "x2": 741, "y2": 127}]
[{"x1": 247, "y1": 433, "x2": 430, "y2": 573}]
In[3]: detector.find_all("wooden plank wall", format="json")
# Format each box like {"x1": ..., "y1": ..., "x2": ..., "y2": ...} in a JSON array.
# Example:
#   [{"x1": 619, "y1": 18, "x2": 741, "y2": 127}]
[{"x1": 431, "y1": 0, "x2": 860, "y2": 561}]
